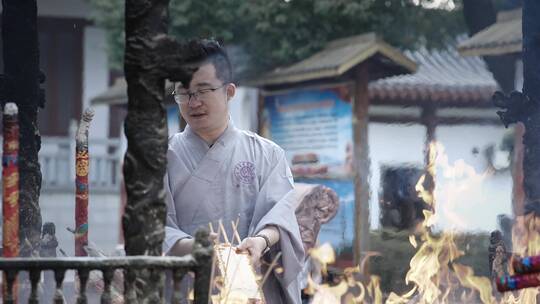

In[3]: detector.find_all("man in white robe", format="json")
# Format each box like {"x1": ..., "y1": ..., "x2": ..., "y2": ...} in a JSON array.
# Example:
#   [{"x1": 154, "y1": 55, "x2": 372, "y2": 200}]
[{"x1": 163, "y1": 39, "x2": 304, "y2": 303}]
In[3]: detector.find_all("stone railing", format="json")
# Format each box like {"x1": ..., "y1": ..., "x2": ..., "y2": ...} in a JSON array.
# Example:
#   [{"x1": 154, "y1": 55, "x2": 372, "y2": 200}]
[
  {"x1": 0, "y1": 238, "x2": 213, "y2": 304},
  {"x1": 0, "y1": 123, "x2": 124, "y2": 194},
  {"x1": 39, "y1": 135, "x2": 123, "y2": 193}
]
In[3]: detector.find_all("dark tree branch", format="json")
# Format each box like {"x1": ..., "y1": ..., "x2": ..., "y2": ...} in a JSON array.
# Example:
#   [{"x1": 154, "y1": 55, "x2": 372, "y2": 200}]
[{"x1": 494, "y1": 1, "x2": 540, "y2": 215}]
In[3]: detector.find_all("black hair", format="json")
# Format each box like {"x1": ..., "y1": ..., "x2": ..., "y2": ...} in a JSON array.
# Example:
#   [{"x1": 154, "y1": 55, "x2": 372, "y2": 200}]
[{"x1": 180, "y1": 39, "x2": 233, "y2": 87}]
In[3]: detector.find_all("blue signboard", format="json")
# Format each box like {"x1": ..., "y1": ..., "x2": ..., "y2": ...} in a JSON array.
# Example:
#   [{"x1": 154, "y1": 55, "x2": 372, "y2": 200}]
[
  {"x1": 263, "y1": 86, "x2": 354, "y2": 180},
  {"x1": 263, "y1": 85, "x2": 355, "y2": 250}
]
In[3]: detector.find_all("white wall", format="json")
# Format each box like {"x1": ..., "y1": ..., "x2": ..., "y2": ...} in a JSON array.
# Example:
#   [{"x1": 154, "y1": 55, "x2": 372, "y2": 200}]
[
  {"x1": 229, "y1": 87, "x2": 259, "y2": 132},
  {"x1": 368, "y1": 123, "x2": 426, "y2": 229},
  {"x1": 0, "y1": 0, "x2": 93, "y2": 19},
  {"x1": 83, "y1": 26, "x2": 110, "y2": 141},
  {"x1": 367, "y1": 122, "x2": 512, "y2": 232},
  {"x1": 38, "y1": 0, "x2": 92, "y2": 19},
  {"x1": 433, "y1": 125, "x2": 512, "y2": 232},
  {"x1": 515, "y1": 59, "x2": 524, "y2": 90}
]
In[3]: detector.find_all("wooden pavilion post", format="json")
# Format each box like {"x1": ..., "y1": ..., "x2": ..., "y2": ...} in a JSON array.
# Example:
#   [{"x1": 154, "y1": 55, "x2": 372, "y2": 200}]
[
  {"x1": 421, "y1": 105, "x2": 437, "y2": 208},
  {"x1": 352, "y1": 63, "x2": 371, "y2": 265}
]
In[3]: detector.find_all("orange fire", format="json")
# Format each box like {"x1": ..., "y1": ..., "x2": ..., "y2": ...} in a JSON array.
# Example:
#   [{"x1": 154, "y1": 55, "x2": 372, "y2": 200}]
[{"x1": 307, "y1": 141, "x2": 540, "y2": 303}]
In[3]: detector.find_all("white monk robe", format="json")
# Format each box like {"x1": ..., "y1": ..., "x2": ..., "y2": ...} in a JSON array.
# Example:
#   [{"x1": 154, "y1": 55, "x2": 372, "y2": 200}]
[{"x1": 163, "y1": 121, "x2": 305, "y2": 304}]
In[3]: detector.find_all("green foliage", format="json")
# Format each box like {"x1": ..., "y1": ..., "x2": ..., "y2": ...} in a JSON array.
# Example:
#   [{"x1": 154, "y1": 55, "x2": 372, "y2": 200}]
[
  {"x1": 240, "y1": 0, "x2": 465, "y2": 73},
  {"x1": 87, "y1": 0, "x2": 466, "y2": 77},
  {"x1": 88, "y1": 0, "x2": 125, "y2": 69}
]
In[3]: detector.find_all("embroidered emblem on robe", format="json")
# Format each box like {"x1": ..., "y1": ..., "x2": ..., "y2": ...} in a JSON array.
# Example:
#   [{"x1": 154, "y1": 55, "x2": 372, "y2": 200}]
[{"x1": 234, "y1": 161, "x2": 256, "y2": 184}]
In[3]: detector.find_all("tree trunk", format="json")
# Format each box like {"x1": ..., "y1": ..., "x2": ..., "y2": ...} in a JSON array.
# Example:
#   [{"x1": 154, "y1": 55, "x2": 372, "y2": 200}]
[
  {"x1": 2, "y1": 0, "x2": 43, "y2": 257},
  {"x1": 122, "y1": 0, "x2": 169, "y2": 300},
  {"x1": 521, "y1": 0, "x2": 540, "y2": 214}
]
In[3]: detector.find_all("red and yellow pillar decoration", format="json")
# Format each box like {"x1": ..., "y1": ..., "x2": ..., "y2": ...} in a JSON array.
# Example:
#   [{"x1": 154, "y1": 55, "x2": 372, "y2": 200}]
[
  {"x1": 75, "y1": 108, "x2": 94, "y2": 256},
  {"x1": 3, "y1": 103, "x2": 19, "y2": 301},
  {"x1": 3, "y1": 102, "x2": 20, "y2": 258}
]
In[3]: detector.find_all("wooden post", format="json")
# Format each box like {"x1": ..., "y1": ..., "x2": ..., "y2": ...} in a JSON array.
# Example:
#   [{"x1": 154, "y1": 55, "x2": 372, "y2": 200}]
[
  {"x1": 352, "y1": 63, "x2": 371, "y2": 265},
  {"x1": 421, "y1": 105, "x2": 437, "y2": 207}
]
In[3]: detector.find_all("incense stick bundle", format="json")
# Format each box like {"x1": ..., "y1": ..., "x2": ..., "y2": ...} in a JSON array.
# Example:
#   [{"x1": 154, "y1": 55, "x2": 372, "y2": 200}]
[
  {"x1": 496, "y1": 273, "x2": 540, "y2": 292},
  {"x1": 2, "y1": 103, "x2": 19, "y2": 258},
  {"x1": 2, "y1": 103, "x2": 20, "y2": 301},
  {"x1": 513, "y1": 255, "x2": 540, "y2": 274},
  {"x1": 213, "y1": 244, "x2": 264, "y2": 304},
  {"x1": 75, "y1": 108, "x2": 94, "y2": 257}
]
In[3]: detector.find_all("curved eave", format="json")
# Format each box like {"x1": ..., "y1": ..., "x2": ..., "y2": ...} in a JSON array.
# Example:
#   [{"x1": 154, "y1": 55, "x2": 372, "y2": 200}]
[
  {"x1": 249, "y1": 42, "x2": 416, "y2": 88},
  {"x1": 458, "y1": 42, "x2": 522, "y2": 57}
]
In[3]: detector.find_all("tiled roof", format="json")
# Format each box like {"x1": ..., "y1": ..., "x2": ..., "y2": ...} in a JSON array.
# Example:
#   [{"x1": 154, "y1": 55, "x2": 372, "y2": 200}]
[
  {"x1": 369, "y1": 47, "x2": 498, "y2": 105},
  {"x1": 91, "y1": 78, "x2": 128, "y2": 106},
  {"x1": 93, "y1": 40, "x2": 498, "y2": 107},
  {"x1": 458, "y1": 9, "x2": 522, "y2": 56},
  {"x1": 250, "y1": 33, "x2": 417, "y2": 87}
]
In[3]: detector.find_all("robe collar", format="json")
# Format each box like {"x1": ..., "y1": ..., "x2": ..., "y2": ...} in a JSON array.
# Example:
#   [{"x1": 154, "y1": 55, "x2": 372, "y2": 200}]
[{"x1": 184, "y1": 118, "x2": 238, "y2": 151}]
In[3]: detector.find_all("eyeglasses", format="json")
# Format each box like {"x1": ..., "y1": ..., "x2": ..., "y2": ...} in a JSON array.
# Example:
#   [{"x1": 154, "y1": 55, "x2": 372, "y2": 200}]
[{"x1": 172, "y1": 84, "x2": 227, "y2": 104}]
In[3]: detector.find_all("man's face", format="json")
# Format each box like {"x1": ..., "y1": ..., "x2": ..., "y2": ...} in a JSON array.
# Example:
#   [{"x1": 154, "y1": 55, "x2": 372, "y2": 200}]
[{"x1": 176, "y1": 63, "x2": 233, "y2": 137}]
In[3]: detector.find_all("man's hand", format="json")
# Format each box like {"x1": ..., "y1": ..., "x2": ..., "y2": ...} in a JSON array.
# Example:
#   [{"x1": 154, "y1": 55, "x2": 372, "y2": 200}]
[
  {"x1": 169, "y1": 232, "x2": 218, "y2": 256},
  {"x1": 238, "y1": 226, "x2": 280, "y2": 266},
  {"x1": 238, "y1": 236, "x2": 267, "y2": 267}
]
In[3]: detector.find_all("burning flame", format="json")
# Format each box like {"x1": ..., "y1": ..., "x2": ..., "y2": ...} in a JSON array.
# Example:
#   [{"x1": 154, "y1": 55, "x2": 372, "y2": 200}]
[
  {"x1": 389, "y1": 141, "x2": 511, "y2": 303},
  {"x1": 309, "y1": 243, "x2": 336, "y2": 275},
  {"x1": 305, "y1": 141, "x2": 540, "y2": 303},
  {"x1": 513, "y1": 213, "x2": 540, "y2": 257}
]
